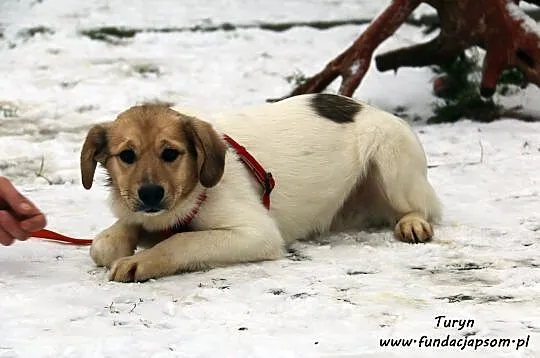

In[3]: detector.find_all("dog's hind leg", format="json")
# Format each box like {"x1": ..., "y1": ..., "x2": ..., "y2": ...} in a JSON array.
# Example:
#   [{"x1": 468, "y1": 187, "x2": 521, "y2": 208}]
[
  {"x1": 353, "y1": 112, "x2": 441, "y2": 243},
  {"x1": 372, "y1": 127, "x2": 441, "y2": 243}
]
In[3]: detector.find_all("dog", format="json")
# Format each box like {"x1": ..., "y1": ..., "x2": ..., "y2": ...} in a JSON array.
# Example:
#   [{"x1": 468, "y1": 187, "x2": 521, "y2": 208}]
[{"x1": 80, "y1": 93, "x2": 441, "y2": 282}]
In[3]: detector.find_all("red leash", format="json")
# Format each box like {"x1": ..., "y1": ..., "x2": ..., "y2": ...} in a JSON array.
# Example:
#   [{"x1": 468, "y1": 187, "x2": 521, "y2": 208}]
[
  {"x1": 30, "y1": 229, "x2": 93, "y2": 246},
  {"x1": 29, "y1": 134, "x2": 275, "y2": 245}
]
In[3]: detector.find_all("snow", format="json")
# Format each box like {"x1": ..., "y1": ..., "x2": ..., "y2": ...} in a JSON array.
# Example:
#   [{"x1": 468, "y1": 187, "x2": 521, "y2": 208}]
[
  {"x1": 1, "y1": 0, "x2": 540, "y2": 357},
  {"x1": 349, "y1": 59, "x2": 364, "y2": 76},
  {"x1": 507, "y1": 1, "x2": 540, "y2": 38}
]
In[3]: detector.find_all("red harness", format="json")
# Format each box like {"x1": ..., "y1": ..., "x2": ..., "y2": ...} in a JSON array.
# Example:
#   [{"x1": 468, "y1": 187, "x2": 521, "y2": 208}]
[
  {"x1": 222, "y1": 134, "x2": 275, "y2": 210},
  {"x1": 30, "y1": 134, "x2": 274, "y2": 245}
]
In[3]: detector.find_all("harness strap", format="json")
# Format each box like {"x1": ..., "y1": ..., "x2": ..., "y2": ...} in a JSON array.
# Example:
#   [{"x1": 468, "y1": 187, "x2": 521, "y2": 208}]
[{"x1": 222, "y1": 134, "x2": 275, "y2": 210}]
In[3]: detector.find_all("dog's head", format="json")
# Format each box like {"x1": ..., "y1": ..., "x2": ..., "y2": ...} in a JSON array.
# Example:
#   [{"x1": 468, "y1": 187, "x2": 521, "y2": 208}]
[{"x1": 80, "y1": 104, "x2": 226, "y2": 217}]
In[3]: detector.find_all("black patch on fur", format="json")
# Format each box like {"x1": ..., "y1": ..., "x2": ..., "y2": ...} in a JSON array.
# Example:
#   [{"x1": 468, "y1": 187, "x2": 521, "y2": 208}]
[{"x1": 310, "y1": 93, "x2": 361, "y2": 123}]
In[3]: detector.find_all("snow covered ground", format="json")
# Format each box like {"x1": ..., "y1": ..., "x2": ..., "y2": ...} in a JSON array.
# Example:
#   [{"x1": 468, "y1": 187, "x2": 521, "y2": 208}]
[{"x1": 1, "y1": 1, "x2": 539, "y2": 357}]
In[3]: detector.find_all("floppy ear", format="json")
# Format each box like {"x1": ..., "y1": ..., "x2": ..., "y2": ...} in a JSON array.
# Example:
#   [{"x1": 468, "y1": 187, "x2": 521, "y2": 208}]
[
  {"x1": 185, "y1": 117, "x2": 226, "y2": 188},
  {"x1": 80, "y1": 123, "x2": 110, "y2": 190}
]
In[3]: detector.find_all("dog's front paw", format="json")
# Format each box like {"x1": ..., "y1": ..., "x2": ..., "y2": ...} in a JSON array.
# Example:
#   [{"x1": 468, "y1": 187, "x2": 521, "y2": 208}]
[
  {"x1": 108, "y1": 251, "x2": 170, "y2": 282},
  {"x1": 90, "y1": 231, "x2": 136, "y2": 268},
  {"x1": 394, "y1": 213, "x2": 434, "y2": 243}
]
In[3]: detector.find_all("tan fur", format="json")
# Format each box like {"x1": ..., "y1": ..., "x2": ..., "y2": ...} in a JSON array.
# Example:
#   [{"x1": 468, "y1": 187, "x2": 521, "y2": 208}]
[
  {"x1": 81, "y1": 105, "x2": 224, "y2": 218},
  {"x1": 184, "y1": 119, "x2": 227, "y2": 188},
  {"x1": 80, "y1": 123, "x2": 109, "y2": 189}
]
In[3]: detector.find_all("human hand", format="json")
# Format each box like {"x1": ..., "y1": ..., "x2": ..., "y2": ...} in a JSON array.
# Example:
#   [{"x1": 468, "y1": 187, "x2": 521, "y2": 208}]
[{"x1": 0, "y1": 177, "x2": 47, "y2": 246}]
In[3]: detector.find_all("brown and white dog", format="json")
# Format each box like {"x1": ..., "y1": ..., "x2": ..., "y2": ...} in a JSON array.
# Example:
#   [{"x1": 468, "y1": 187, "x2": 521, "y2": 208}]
[{"x1": 81, "y1": 94, "x2": 441, "y2": 282}]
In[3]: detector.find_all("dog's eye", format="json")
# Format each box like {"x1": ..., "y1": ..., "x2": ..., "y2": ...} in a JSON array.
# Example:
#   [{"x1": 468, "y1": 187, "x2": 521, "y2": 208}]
[
  {"x1": 161, "y1": 148, "x2": 181, "y2": 163},
  {"x1": 118, "y1": 149, "x2": 136, "y2": 164}
]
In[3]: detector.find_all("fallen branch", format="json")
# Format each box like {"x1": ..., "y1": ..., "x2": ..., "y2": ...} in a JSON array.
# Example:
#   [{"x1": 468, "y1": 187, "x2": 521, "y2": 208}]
[{"x1": 280, "y1": 0, "x2": 540, "y2": 101}]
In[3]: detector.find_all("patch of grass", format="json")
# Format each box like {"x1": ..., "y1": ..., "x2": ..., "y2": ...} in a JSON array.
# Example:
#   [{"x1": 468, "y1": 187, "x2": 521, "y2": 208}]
[
  {"x1": 132, "y1": 63, "x2": 161, "y2": 77},
  {"x1": 35, "y1": 156, "x2": 53, "y2": 185},
  {"x1": 76, "y1": 104, "x2": 99, "y2": 113},
  {"x1": 59, "y1": 80, "x2": 79, "y2": 89},
  {"x1": 80, "y1": 27, "x2": 137, "y2": 44},
  {"x1": 34, "y1": 155, "x2": 68, "y2": 185},
  {"x1": 285, "y1": 70, "x2": 308, "y2": 87},
  {"x1": 18, "y1": 26, "x2": 54, "y2": 39}
]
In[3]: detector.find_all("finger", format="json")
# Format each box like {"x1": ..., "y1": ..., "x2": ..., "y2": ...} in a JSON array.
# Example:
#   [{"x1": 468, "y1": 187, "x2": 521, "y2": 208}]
[
  {"x1": 20, "y1": 213, "x2": 47, "y2": 233},
  {"x1": 0, "y1": 210, "x2": 28, "y2": 241},
  {"x1": 0, "y1": 226, "x2": 15, "y2": 246},
  {"x1": 0, "y1": 177, "x2": 41, "y2": 217}
]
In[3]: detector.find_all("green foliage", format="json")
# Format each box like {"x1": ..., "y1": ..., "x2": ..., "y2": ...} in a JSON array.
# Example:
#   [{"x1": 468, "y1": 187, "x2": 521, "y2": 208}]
[
  {"x1": 497, "y1": 69, "x2": 526, "y2": 96},
  {"x1": 285, "y1": 70, "x2": 308, "y2": 87},
  {"x1": 428, "y1": 50, "x2": 528, "y2": 124}
]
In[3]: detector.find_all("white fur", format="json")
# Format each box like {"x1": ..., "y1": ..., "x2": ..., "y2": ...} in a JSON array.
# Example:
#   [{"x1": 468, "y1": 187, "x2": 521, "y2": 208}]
[{"x1": 91, "y1": 94, "x2": 441, "y2": 282}]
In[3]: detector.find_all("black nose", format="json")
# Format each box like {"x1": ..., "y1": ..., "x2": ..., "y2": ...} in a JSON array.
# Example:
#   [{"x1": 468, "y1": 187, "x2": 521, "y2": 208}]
[{"x1": 138, "y1": 184, "x2": 164, "y2": 207}]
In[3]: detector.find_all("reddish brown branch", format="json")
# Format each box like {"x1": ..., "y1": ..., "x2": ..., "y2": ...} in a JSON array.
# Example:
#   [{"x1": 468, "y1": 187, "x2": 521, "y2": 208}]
[
  {"x1": 282, "y1": 0, "x2": 540, "y2": 101},
  {"x1": 375, "y1": 37, "x2": 459, "y2": 71},
  {"x1": 288, "y1": 0, "x2": 422, "y2": 97}
]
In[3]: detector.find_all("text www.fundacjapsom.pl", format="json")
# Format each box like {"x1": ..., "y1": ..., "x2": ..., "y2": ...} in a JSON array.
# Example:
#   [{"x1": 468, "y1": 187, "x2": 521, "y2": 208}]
[{"x1": 380, "y1": 334, "x2": 530, "y2": 351}]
